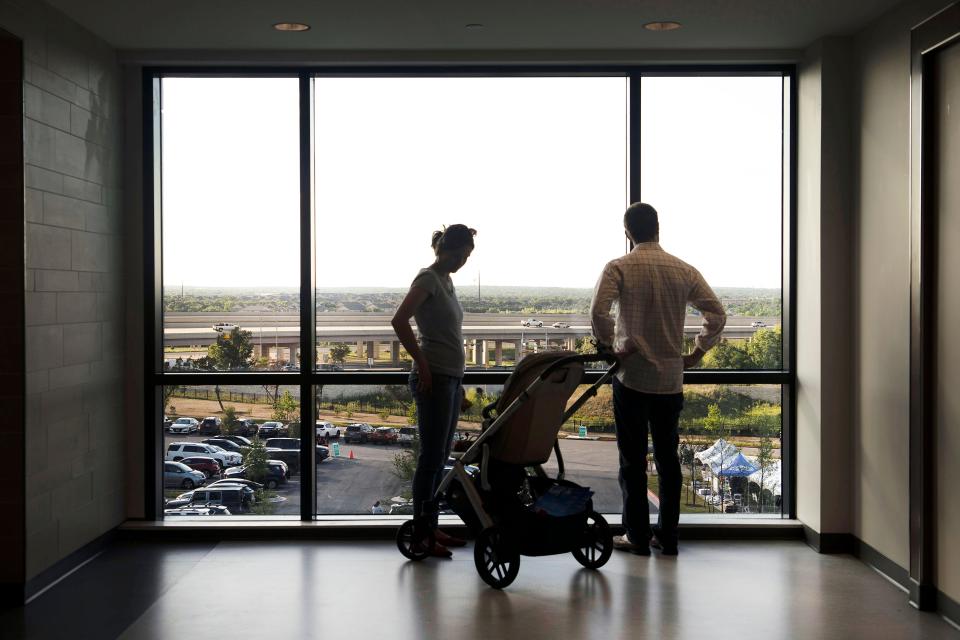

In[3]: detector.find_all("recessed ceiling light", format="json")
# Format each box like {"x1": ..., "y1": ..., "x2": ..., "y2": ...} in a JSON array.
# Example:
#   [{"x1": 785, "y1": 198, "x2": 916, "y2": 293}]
[
  {"x1": 273, "y1": 22, "x2": 311, "y2": 32},
  {"x1": 465, "y1": 23, "x2": 485, "y2": 30},
  {"x1": 643, "y1": 21, "x2": 682, "y2": 32}
]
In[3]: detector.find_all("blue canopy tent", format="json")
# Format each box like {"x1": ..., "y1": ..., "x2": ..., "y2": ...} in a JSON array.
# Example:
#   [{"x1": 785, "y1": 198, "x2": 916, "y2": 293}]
[{"x1": 717, "y1": 453, "x2": 759, "y2": 477}]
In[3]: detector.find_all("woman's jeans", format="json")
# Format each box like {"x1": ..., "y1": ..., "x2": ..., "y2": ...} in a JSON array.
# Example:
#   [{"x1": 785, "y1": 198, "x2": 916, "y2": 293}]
[{"x1": 409, "y1": 372, "x2": 462, "y2": 528}]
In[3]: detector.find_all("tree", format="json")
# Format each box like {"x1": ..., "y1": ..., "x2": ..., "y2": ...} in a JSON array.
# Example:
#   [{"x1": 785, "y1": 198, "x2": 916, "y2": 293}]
[
  {"x1": 746, "y1": 326, "x2": 782, "y2": 369},
  {"x1": 700, "y1": 339, "x2": 753, "y2": 370},
  {"x1": 222, "y1": 406, "x2": 239, "y2": 435},
  {"x1": 702, "y1": 403, "x2": 733, "y2": 511},
  {"x1": 245, "y1": 438, "x2": 270, "y2": 484},
  {"x1": 754, "y1": 420, "x2": 778, "y2": 513},
  {"x1": 328, "y1": 343, "x2": 351, "y2": 365},
  {"x1": 272, "y1": 390, "x2": 299, "y2": 423},
  {"x1": 208, "y1": 327, "x2": 254, "y2": 370}
]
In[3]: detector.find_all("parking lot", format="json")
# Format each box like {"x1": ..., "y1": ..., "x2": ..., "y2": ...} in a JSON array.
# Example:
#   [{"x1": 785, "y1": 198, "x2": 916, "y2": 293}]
[{"x1": 163, "y1": 432, "x2": 644, "y2": 516}]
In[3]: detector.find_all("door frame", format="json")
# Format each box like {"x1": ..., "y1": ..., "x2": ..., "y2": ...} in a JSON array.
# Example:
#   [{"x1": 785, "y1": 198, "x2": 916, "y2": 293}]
[{"x1": 909, "y1": 1, "x2": 960, "y2": 612}]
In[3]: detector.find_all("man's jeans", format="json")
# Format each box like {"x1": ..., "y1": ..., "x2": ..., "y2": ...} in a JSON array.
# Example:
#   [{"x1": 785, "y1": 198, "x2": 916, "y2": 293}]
[
  {"x1": 612, "y1": 377, "x2": 684, "y2": 546},
  {"x1": 409, "y1": 373, "x2": 462, "y2": 528}
]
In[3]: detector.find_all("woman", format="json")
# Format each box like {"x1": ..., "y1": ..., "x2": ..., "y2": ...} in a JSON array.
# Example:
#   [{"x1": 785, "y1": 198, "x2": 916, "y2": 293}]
[{"x1": 391, "y1": 224, "x2": 476, "y2": 557}]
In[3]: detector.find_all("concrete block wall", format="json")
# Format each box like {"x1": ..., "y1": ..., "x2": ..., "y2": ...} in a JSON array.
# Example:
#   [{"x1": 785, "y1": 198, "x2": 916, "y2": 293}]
[{"x1": 0, "y1": 0, "x2": 125, "y2": 579}]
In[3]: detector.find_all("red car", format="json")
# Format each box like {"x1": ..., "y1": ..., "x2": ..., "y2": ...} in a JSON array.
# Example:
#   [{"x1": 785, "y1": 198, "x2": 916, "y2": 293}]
[
  {"x1": 370, "y1": 427, "x2": 399, "y2": 445},
  {"x1": 180, "y1": 456, "x2": 221, "y2": 478}
]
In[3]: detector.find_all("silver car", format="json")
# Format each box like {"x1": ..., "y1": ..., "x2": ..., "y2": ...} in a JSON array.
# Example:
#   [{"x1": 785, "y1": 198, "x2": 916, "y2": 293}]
[{"x1": 164, "y1": 461, "x2": 206, "y2": 490}]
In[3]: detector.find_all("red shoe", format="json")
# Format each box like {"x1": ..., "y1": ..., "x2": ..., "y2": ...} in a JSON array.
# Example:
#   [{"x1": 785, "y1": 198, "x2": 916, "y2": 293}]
[
  {"x1": 414, "y1": 540, "x2": 452, "y2": 558},
  {"x1": 434, "y1": 530, "x2": 467, "y2": 547}
]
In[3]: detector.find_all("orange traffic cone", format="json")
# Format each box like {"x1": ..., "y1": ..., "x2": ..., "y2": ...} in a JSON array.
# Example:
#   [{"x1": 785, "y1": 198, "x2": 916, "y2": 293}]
[{"x1": 348, "y1": 449, "x2": 355, "y2": 460}]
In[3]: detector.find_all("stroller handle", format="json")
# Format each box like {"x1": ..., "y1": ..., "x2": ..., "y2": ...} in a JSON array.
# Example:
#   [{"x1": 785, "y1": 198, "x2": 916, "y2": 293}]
[{"x1": 537, "y1": 352, "x2": 621, "y2": 382}]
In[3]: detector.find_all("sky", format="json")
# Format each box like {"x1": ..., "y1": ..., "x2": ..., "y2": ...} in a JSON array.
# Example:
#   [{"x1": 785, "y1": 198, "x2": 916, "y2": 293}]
[{"x1": 161, "y1": 75, "x2": 783, "y2": 292}]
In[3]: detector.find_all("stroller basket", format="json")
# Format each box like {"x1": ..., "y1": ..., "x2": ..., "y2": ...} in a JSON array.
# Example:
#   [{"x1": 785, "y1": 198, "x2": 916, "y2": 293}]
[{"x1": 397, "y1": 351, "x2": 621, "y2": 589}]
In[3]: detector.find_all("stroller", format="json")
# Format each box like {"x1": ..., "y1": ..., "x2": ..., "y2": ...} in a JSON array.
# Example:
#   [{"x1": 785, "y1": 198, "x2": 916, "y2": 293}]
[{"x1": 396, "y1": 351, "x2": 620, "y2": 589}]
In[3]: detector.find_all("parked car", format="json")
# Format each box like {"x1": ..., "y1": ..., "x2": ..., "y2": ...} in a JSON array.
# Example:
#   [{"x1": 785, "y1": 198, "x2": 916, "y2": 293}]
[
  {"x1": 551, "y1": 321, "x2": 571, "y2": 329},
  {"x1": 398, "y1": 426, "x2": 418, "y2": 447},
  {"x1": 190, "y1": 485, "x2": 255, "y2": 513},
  {"x1": 168, "y1": 417, "x2": 199, "y2": 434},
  {"x1": 163, "y1": 491, "x2": 194, "y2": 509},
  {"x1": 163, "y1": 415, "x2": 173, "y2": 429},
  {"x1": 317, "y1": 445, "x2": 329, "y2": 463},
  {"x1": 230, "y1": 419, "x2": 259, "y2": 437},
  {"x1": 258, "y1": 421, "x2": 288, "y2": 438},
  {"x1": 451, "y1": 430, "x2": 477, "y2": 453},
  {"x1": 212, "y1": 322, "x2": 238, "y2": 332},
  {"x1": 315, "y1": 421, "x2": 341, "y2": 439},
  {"x1": 166, "y1": 442, "x2": 243, "y2": 468},
  {"x1": 202, "y1": 438, "x2": 246, "y2": 454},
  {"x1": 163, "y1": 461, "x2": 206, "y2": 490},
  {"x1": 751, "y1": 320, "x2": 767, "y2": 328},
  {"x1": 264, "y1": 438, "x2": 299, "y2": 451},
  {"x1": 208, "y1": 478, "x2": 263, "y2": 494},
  {"x1": 165, "y1": 506, "x2": 231, "y2": 516},
  {"x1": 264, "y1": 448, "x2": 299, "y2": 476},
  {"x1": 280, "y1": 364, "x2": 298, "y2": 371},
  {"x1": 521, "y1": 319, "x2": 543, "y2": 327},
  {"x1": 370, "y1": 427, "x2": 398, "y2": 445},
  {"x1": 198, "y1": 416, "x2": 223, "y2": 436},
  {"x1": 223, "y1": 461, "x2": 288, "y2": 489},
  {"x1": 389, "y1": 502, "x2": 413, "y2": 515},
  {"x1": 221, "y1": 434, "x2": 254, "y2": 448},
  {"x1": 344, "y1": 423, "x2": 375, "y2": 444},
  {"x1": 179, "y1": 456, "x2": 221, "y2": 479}
]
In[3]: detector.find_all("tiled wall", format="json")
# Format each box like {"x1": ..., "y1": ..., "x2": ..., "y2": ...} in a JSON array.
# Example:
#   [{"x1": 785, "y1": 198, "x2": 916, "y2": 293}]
[{"x1": 0, "y1": 0, "x2": 125, "y2": 579}]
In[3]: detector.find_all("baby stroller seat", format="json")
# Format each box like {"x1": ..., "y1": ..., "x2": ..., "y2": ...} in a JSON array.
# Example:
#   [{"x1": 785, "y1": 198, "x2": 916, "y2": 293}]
[{"x1": 396, "y1": 350, "x2": 620, "y2": 589}]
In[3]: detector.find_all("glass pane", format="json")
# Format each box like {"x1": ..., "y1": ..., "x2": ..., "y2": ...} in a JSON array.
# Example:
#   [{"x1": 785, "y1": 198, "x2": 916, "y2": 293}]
[
  {"x1": 161, "y1": 77, "x2": 301, "y2": 372},
  {"x1": 162, "y1": 385, "x2": 300, "y2": 518},
  {"x1": 543, "y1": 383, "x2": 783, "y2": 518},
  {"x1": 640, "y1": 76, "x2": 784, "y2": 369},
  {"x1": 313, "y1": 77, "x2": 628, "y2": 371}
]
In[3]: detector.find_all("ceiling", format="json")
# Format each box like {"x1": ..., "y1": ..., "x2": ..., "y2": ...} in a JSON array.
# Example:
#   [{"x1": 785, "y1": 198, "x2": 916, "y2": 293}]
[{"x1": 45, "y1": 0, "x2": 903, "y2": 52}]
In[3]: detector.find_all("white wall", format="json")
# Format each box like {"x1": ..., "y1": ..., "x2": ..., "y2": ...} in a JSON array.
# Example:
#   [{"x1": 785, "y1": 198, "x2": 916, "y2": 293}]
[{"x1": 0, "y1": 0, "x2": 125, "y2": 579}]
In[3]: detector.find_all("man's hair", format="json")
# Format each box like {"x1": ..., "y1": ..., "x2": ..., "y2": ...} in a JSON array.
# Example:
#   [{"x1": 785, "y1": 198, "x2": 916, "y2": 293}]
[{"x1": 623, "y1": 203, "x2": 659, "y2": 243}]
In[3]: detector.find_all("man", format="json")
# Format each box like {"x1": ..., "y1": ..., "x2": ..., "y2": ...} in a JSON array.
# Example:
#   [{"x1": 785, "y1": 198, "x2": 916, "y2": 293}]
[{"x1": 590, "y1": 203, "x2": 726, "y2": 556}]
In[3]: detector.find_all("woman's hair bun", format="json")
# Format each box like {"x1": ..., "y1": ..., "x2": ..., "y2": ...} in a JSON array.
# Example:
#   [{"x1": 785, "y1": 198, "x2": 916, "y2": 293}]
[{"x1": 431, "y1": 224, "x2": 476, "y2": 254}]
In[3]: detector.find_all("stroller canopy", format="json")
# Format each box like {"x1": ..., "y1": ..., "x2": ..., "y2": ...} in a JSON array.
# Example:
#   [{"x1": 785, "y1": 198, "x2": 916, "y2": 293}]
[{"x1": 487, "y1": 351, "x2": 585, "y2": 465}]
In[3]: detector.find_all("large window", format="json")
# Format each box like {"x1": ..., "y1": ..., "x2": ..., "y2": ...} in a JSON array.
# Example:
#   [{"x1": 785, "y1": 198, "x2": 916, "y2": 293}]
[{"x1": 149, "y1": 69, "x2": 795, "y2": 522}]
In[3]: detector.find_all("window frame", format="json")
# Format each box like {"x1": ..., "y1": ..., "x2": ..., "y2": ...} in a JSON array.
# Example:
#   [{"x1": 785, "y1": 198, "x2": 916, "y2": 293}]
[{"x1": 143, "y1": 64, "x2": 798, "y2": 523}]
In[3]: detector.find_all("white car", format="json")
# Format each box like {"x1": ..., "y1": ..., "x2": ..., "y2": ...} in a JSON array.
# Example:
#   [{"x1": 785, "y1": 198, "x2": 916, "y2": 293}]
[
  {"x1": 751, "y1": 321, "x2": 767, "y2": 328},
  {"x1": 212, "y1": 322, "x2": 238, "y2": 332},
  {"x1": 521, "y1": 319, "x2": 543, "y2": 328},
  {"x1": 168, "y1": 417, "x2": 199, "y2": 434},
  {"x1": 166, "y1": 442, "x2": 243, "y2": 467},
  {"x1": 551, "y1": 321, "x2": 571, "y2": 329},
  {"x1": 315, "y1": 421, "x2": 340, "y2": 439}
]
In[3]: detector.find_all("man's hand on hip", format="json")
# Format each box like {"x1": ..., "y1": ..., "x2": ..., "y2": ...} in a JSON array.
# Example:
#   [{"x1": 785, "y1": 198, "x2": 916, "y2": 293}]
[{"x1": 683, "y1": 347, "x2": 706, "y2": 370}]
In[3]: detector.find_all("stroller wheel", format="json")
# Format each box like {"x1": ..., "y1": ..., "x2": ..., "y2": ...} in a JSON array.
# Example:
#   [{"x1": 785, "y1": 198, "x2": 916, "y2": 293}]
[
  {"x1": 474, "y1": 526, "x2": 520, "y2": 589},
  {"x1": 572, "y1": 511, "x2": 613, "y2": 570},
  {"x1": 396, "y1": 518, "x2": 434, "y2": 561}
]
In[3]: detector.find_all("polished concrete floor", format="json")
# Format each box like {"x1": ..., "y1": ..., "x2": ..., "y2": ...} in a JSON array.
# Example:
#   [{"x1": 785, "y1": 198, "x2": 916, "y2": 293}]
[{"x1": 2, "y1": 539, "x2": 958, "y2": 640}]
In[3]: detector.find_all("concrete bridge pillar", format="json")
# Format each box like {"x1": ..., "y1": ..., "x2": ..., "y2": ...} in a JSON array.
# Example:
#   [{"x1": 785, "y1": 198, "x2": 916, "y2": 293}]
[
  {"x1": 366, "y1": 341, "x2": 375, "y2": 362},
  {"x1": 474, "y1": 340, "x2": 485, "y2": 366},
  {"x1": 494, "y1": 340, "x2": 503, "y2": 366},
  {"x1": 391, "y1": 341, "x2": 400, "y2": 366}
]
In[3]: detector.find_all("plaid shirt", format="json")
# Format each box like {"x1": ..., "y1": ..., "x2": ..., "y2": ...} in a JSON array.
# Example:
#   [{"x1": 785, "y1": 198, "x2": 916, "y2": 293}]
[{"x1": 590, "y1": 242, "x2": 726, "y2": 394}]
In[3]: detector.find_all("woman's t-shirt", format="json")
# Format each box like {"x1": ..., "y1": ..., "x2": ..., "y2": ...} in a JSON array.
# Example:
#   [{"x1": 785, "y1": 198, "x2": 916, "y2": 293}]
[{"x1": 410, "y1": 267, "x2": 465, "y2": 378}]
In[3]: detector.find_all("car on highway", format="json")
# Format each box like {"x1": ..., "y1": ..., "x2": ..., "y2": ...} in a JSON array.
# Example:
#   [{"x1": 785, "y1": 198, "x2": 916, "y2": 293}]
[
  {"x1": 166, "y1": 442, "x2": 243, "y2": 468},
  {"x1": 179, "y1": 456, "x2": 221, "y2": 479},
  {"x1": 344, "y1": 423, "x2": 375, "y2": 444},
  {"x1": 212, "y1": 322, "x2": 238, "y2": 332},
  {"x1": 397, "y1": 426, "x2": 418, "y2": 447},
  {"x1": 551, "y1": 321, "x2": 571, "y2": 329},
  {"x1": 168, "y1": 417, "x2": 199, "y2": 434},
  {"x1": 370, "y1": 427, "x2": 399, "y2": 445},
  {"x1": 258, "y1": 421, "x2": 288, "y2": 438},
  {"x1": 164, "y1": 461, "x2": 206, "y2": 490},
  {"x1": 198, "y1": 416, "x2": 222, "y2": 436},
  {"x1": 521, "y1": 319, "x2": 543, "y2": 327},
  {"x1": 751, "y1": 320, "x2": 767, "y2": 328},
  {"x1": 315, "y1": 421, "x2": 341, "y2": 439}
]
